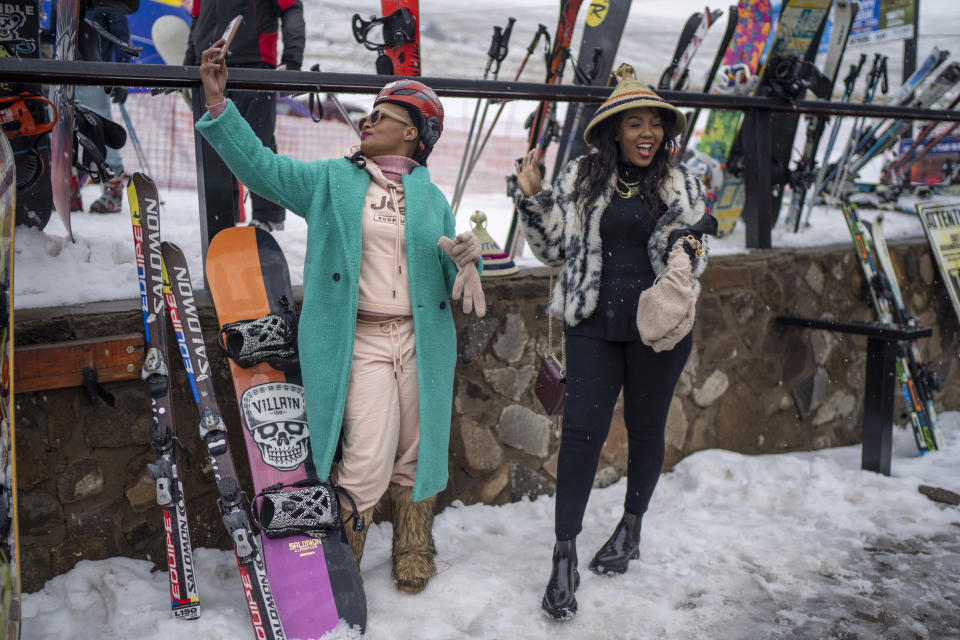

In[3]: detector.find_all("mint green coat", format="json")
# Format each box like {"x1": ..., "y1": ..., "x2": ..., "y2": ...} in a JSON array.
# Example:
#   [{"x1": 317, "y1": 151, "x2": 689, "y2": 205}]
[{"x1": 197, "y1": 100, "x2": 458, "y2": 501}]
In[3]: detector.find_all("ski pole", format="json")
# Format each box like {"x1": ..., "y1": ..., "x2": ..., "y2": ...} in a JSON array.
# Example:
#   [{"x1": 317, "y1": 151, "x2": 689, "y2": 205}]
[
  {"x1": 791, "y1": 53, "x2": 866, "y2": 231},
  {"x1": 555, "y1": 46, "x2": 602, "y2": 171},
  {"x1": 118, "y1": 102, "x2": 153, "y2": 178},
  {"x1": 825, "y1": 54, "x2": 888, "y2": 199},
  {"x1": 452, "y1": 18, "x2": 515, "y2": 214},
  {"x1": 452, "y1": 23, "x2": 549, "y2": 212}
]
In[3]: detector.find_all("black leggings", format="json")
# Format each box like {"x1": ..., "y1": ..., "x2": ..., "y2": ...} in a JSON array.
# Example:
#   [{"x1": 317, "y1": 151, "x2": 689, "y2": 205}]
[{"x1": 555, "y1": 333, "x2": 692, "y2": 541}]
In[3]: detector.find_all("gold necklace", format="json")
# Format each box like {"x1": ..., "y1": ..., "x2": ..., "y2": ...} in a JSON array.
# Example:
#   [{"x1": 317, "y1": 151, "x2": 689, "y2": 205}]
[{"x1": 615, "y1": 176, "x2": 640, "y2": 199}]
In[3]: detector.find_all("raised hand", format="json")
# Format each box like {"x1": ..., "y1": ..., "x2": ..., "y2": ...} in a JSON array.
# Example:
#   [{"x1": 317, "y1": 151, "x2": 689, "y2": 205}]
[
  {"x1": 515, "y1": 147, "x2": 542, "y2": 196},
  {"x1": 199, "y1": 39, "x2": 229, "y2": 106}
]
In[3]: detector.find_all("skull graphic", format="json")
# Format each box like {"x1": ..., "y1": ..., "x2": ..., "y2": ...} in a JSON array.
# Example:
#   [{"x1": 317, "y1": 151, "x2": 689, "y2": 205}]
[
  {"x1": 240, "y1": 382, "x2": 310, "y2": 471},
  {"x1": 250, "y1": 419, "x2": 309, "y2": 471}
]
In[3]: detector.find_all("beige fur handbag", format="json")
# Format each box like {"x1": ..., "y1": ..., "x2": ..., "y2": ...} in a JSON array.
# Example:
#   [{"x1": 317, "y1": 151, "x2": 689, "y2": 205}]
[{"x1": 636, "y1": 237, "x2": 701, "y2": 352}]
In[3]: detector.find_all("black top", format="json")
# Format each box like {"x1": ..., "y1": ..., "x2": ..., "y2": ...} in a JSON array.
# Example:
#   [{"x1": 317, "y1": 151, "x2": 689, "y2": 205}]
[{"x1": 566, "y1": 163, "x2": 658, "y2": 342}]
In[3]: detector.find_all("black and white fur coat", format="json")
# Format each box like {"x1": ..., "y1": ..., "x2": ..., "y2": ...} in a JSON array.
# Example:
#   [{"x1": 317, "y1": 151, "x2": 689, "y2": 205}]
[{"x1": 515, "y1": 156, "x2": 713, "y2": 327}]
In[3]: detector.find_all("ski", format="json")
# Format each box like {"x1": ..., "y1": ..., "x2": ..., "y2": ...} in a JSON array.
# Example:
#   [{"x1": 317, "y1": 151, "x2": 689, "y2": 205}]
[
  {"x1": 160, "y1": 242, "x2": 286, "y2": 640},
  {"x1": 505, "y1": 0, "x2": 584, "y2": 259},
  {"x1": 660, "y1": 7, "x2": 724, "y2": 92},
  {"x1": 126, "y1": 173, "x2": 201, "y2": 620},
  {"x1": 679, "y1": 3, "x2": 739, "y2": 153},
  {"x1": 783, "y1": 1, "x2": 861, "y2": 232},
  {"x1": 822, "y1": 47, "x2": 949, "y2": 196},
  {"x1": 838, "y1": 201, "x2": 941, "y2": 453},
  {"x1": 554, "y1": 0, "x2": 632, "y2": 178},
  {"x1": 870, "y1": 214, "x2": 945, "y2": 454},
  {"x1": 880, "y1": 93, "x2": 960, "y2": 185},
  {"x1": 840, "y1": 61, "x2": 960, "y2": 188}
]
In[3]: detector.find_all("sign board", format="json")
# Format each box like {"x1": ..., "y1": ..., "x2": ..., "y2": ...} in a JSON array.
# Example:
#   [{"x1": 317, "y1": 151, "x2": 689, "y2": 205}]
[
  {"x1": 819, "y1": 0, "x2": 914, "y2": 53},
  {"x1": 916, "y1": 201, "x2": 960, "y2": 325}
]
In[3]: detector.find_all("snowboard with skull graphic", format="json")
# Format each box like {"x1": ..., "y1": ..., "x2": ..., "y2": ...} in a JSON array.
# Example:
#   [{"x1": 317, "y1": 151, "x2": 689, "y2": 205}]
[{"x1": 207, "y1": 226, "x2": 366, "y2": 637}]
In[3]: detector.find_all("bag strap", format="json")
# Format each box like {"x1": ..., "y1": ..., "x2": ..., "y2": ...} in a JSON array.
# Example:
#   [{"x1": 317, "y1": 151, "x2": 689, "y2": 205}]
[{"x1": 547, "y1": 271, "x2": 566, "y2": 373}]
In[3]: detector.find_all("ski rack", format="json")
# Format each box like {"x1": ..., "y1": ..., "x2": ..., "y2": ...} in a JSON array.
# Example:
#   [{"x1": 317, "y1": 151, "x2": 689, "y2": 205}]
[
  {"x1": 8, "y1": 58, "x2": 960, "y2": 253},
  {"x1": 775, "y1": 315, "x2": 933, "y2": 476}
]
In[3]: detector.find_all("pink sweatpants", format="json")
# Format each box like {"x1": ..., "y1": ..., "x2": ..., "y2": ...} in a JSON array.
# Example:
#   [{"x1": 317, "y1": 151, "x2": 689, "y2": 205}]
[{"x1": 338, "y1": 316, "x2": 420, "y2": 512}]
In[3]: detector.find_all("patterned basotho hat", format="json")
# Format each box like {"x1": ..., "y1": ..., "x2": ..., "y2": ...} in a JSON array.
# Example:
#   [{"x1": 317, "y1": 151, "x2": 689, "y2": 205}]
[
  {"x1": 583, "y1": 64, "x2": 687, "y2": 146},
  {"x1": 470, "y1": 210, "x2": 518, "y2": 277}
]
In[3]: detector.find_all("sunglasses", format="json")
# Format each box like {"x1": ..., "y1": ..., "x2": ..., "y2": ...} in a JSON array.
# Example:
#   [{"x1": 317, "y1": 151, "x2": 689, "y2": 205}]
[{"x1": 358, "y1": 108, "x2": 414, "y2": 130}]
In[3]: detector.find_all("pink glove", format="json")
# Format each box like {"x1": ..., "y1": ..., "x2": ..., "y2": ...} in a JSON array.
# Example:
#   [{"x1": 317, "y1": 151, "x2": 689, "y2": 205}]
[
  {"x1": 449, "y1": 231, "x2": 482, "y2": 267},
  {"x1": 438, "y1": 236, "x2": 486, "y2": 317}
]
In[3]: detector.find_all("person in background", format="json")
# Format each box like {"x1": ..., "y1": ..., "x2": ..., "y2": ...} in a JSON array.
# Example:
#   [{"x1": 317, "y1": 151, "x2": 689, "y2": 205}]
[
  {"x1": 197, "y1": 39, "x2": 487, "y2": 594},
  {"x1": 514, "y1": 64, "x2": 716, "y2": 620},
  {"x1": 184, "y1": 0, "x2": 304, "y2": 231},
  {"x1": 41, "y1": 7, "x2": 131, "y2": 213}
]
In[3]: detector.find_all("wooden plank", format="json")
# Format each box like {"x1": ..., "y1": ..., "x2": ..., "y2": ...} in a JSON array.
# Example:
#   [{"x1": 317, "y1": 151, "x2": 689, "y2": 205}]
[{"x1": 14, "y1": 334, "x2": 144, "y2": 393}]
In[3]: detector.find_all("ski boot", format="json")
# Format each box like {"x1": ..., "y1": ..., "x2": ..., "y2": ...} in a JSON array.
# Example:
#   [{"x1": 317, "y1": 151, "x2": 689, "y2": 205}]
[
  {"x1": 90, "y1": 175, "x2": 126, "y2": 213},
  {"x1": 389, "y1": 483, "x2": 436, "y2": 594},
  {"x1": 589, "y1": 512, "x2": 641, "y2": 575}
]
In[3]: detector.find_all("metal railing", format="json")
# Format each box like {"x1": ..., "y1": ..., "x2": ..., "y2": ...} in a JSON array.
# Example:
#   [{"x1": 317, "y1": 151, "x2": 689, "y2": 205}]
[{"x1": 3, "y1": 58, "x2": 957, "y2": 251}]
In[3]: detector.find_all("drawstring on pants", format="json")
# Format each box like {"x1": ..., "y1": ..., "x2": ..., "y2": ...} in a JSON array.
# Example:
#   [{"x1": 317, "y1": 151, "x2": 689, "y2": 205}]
[{"x1": 357, "y1": 315, "x2": 408, "y2": 378}]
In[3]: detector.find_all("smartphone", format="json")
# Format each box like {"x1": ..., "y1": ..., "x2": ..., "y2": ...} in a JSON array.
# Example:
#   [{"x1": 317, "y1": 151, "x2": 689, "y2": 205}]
[{"x1": 217, "y1": 15, "x2": 243, "y2": 62}]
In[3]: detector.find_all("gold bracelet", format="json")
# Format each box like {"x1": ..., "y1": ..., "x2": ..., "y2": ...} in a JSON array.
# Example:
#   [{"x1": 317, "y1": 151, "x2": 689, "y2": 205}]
[{"x1": 682, "y1": 234, "x2": 704, "y2": 258}]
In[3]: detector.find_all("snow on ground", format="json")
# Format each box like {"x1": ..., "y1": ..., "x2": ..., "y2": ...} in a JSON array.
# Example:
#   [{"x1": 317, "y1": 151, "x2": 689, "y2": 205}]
[{"x1": 22, "y1": 413, "x2": 960, "y2": 639}]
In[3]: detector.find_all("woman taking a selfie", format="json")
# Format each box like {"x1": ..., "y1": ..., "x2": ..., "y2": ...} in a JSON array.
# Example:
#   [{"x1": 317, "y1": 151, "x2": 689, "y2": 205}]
[{"x1": 196, "y1": 38, "x2": 485, "y2": 595}]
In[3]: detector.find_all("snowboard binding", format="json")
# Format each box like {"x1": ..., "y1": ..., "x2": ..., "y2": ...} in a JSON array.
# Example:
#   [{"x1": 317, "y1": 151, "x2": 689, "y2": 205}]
[
  {"x1": 252, "y1": 479, "x2": 364, "y2": 539},
  {"x1": 73, "y1": 103, "x2": 127, "y2": 182},
  {"x1": 217, "y1": 312, "x2": 298, "y2": 369},
  {"x1": 764, "y1": 55, "x2": 832, "y2": 102},
  {"x1": 351, "y1": 8, "x2": 417, "y2": 75}
]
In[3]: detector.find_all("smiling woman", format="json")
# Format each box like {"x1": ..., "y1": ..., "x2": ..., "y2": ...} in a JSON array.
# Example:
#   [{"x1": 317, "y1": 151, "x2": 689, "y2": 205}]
[
  {"x1": 513, "y1": 63, "x2": 717, "y2": 621},
  {"x1": 194, "y1": 40, "x2": 489, "y2": 600}
]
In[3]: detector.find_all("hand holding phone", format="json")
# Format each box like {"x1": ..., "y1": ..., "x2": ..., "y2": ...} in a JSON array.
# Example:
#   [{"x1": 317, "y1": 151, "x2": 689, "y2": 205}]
[{"x1": 216, "y1": 15, "x2": 243, "y2": 63}]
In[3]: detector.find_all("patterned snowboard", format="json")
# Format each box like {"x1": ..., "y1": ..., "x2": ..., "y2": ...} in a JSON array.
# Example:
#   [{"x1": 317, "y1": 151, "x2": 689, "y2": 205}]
[
  {"x1": 695, "y1": 0, "x2": 773, "y2": 211},
  {"x1": 713, "y1": 0, "x2": 834, "y2": 237},
  {"x1": 0, "y1": 134, "x2": 21, "y2": 640},
  {"x1": 206, "y1": 226, "x2": 366, "y2": 638},
  {"x1": 50, "y1": 0, "x2": 80, "y2": 241}
]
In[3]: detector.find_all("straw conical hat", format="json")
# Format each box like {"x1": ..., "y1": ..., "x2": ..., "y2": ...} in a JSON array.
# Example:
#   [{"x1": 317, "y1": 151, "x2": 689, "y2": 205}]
[{"x1": 583, "y1": 64, "x2": 686, "y2": 146}]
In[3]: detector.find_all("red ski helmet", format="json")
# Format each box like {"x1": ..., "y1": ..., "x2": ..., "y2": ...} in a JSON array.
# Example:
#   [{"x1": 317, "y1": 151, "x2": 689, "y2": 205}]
[{"x1": 374, "y1": 80, "x2": 444, "y2": 153}]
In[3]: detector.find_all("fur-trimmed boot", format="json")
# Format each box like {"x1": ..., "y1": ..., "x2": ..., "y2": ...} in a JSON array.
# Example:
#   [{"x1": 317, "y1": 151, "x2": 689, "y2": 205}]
[
  {"x1": 389, "y1": 483, "x2": 436, "y2": 594},
  {"x1": 343, "y1": 507, "x2": 375, "y2": 568}
]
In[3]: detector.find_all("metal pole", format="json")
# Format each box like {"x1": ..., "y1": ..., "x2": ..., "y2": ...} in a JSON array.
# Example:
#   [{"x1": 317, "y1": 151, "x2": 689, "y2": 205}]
[{"x1": 902, "y1": 0, "x2": 920, "y2": 83}]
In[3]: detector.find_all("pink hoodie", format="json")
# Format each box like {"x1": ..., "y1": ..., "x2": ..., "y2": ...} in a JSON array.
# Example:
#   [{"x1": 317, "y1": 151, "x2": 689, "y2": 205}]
[{"x1": 357, "y1": 153, "x2": 418, "y2": 315}]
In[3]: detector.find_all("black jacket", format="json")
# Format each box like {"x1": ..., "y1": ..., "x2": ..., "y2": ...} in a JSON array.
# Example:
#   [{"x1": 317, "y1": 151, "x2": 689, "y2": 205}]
[{"x1": 183, "y1": 0, "x2": 304, "y2": 69}]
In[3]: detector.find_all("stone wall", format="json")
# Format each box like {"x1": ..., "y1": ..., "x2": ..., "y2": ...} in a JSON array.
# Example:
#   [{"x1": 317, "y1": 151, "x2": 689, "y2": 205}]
[{"x1": 13, "y1": 240, "x2": 959, "y2": 592}]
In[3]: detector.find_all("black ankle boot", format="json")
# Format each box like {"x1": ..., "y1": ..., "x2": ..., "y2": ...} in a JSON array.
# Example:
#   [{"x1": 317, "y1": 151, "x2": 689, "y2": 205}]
[
  {"x1": 541, "y1": 539, "x2": 580, "y2": 619},
  {"x1": 589, "y1": 512, "x2": 641, "y2": 575}
]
